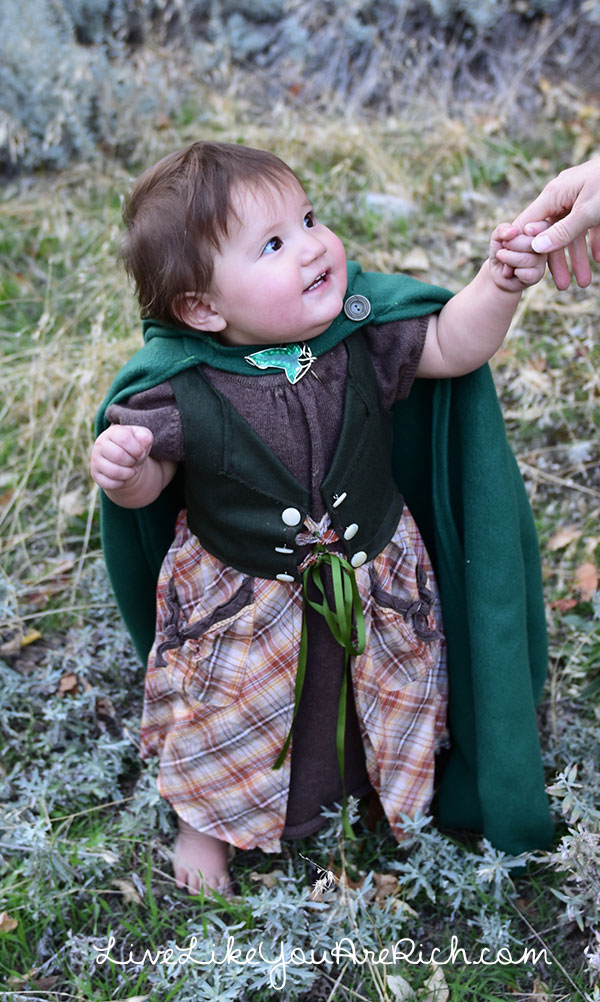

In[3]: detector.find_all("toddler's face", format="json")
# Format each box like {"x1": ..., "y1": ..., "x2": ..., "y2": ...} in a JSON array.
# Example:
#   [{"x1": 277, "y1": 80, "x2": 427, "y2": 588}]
[{"x1": 207, "y1": 179, "x2": 347, "y2": 346}]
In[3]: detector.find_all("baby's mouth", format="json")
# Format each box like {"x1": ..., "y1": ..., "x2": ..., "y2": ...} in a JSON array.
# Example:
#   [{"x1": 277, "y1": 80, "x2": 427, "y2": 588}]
[{"x1": 303, "y1": 271, "x2": 328, "y2": 293}]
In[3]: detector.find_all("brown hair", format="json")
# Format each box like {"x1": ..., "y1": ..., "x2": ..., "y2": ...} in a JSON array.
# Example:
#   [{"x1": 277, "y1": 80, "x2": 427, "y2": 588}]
[{"x1": 120, "y1": 141, "x2": 301, "y2": 327}]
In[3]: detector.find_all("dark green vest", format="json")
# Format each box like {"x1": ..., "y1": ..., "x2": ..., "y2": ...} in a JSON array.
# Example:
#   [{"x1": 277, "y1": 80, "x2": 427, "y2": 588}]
[{"x1": 170, "y1": 330, "x2": 403, "y2": 580}]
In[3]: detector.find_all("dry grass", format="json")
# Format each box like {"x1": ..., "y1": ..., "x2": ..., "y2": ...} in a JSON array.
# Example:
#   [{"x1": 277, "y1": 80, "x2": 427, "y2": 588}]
[
  {"x1": 1, "y1": 88, "x2": 598, "y2": 623},
  {"x1": 0, "y1": 71, "x2": 599, "y2": 1000}
]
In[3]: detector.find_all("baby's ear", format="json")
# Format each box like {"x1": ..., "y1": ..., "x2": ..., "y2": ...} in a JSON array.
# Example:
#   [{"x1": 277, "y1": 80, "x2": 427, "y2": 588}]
[{"x1": 172, "y1": 293, "x2": 227, "y2": 333}]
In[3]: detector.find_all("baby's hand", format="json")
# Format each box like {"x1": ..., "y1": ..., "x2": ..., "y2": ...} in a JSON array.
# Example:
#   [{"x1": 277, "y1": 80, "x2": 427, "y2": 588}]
[
  {"x1": 90, "y1": 425, "x2": 153, "y2": 492},
  {"x1": 489, "y1": 222, "x2": 547, "y2": 292}
]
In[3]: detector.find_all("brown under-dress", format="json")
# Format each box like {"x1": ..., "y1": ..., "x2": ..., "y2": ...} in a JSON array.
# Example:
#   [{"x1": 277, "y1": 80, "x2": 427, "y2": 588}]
[{"x1": 107, "y1": 317, "x2": 445, "y2": 841}]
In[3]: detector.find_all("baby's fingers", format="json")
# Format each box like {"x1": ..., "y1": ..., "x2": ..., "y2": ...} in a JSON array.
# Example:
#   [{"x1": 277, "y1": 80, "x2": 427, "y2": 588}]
[
  {"x1": 498, "y1": 231, "x2": 541, "y2": 253},
  {"x1": 495, "y1": 246, "x2": 541, "y2": 270},
  {"x1": 106, "y1": 424, "x2": 153, "y2": 460},
  {"x1": 512, "y1": 264, "x2": 547, "y2": 286},
  {"x1": 90, "y1": 425, "x2": 153, "y2": 490},
  {"x1": 491, "y1": 222, "x2": 519, "y2": 244}
]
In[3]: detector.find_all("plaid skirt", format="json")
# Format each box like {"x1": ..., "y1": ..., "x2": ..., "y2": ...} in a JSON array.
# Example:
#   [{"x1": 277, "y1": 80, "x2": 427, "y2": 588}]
[{"x1": 140, "y1": 507, "x2": 447, "y2": 852}]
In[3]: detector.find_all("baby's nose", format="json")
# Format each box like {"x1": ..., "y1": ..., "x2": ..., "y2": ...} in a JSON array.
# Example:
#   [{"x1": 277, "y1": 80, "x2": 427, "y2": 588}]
[{"x1": 300, "y1": 233, "x2": 327, "y2": 263}]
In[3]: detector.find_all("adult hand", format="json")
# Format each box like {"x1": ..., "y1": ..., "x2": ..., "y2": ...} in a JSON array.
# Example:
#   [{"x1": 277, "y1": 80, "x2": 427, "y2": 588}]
[{"x1": 512, "y1": 158, "x2": 600, "y2": 289}]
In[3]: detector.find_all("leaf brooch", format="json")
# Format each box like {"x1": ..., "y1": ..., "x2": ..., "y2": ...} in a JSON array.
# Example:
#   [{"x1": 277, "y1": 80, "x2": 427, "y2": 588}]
[{"x1": 244, "y1": 342, "x2": 316, "y2": 384}]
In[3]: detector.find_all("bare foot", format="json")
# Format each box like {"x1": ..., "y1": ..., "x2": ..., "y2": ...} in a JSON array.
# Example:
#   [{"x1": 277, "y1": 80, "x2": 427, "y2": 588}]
[{"x1": 174, "y1": 818, "x2": 233, "y2": 895}]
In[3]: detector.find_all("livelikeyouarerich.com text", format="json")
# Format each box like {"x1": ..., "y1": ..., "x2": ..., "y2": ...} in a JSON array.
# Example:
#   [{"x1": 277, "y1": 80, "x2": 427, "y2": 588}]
[{"x1": 95, "y1": 935, "x2": 552, "y2": 990}]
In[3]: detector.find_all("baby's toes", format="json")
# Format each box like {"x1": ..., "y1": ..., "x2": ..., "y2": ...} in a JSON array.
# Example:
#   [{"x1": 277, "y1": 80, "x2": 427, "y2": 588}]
[{"x1": 174, "y1": 862, "x2": 192, "y2": 891}]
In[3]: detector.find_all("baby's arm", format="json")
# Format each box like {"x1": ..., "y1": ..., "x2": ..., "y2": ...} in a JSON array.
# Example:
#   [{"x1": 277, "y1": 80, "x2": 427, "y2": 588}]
[
  {"x1": 416, "y1": 224, "x2": 546, "y2": 378},
  {"x1": 91, "y1": 424, "x2": 177, "y2": 508}
]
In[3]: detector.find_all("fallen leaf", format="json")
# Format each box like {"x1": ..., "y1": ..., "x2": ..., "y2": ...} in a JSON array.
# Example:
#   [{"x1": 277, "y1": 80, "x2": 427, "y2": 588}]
[
  {"x1": 374, "y1": 872, "x2": 399, "y2": 901},
  {"x1": 0, "y1": 911, "x2": 18, "y2": 933},
  {"x1": 550, "y1": 598, "x2": 578, "y2": 612},
  {"x1": 531, "y1": 977, "x2": 551, "y2": 999},
  {"x1": 30, "y1": 977, "x2": 60, "y2": 990},
  {"x1": 388, "y1": 972, "x2": 417, "y2": 1001},
  {"x1": 516, "y1": 366, "x2": 552, "y2": 395},
  {"x1": 419, "y1": 965, "x2": 449, "y2": 1002},
  {"x1": 21, "y1": 629, "x2": 42, "y2": 647},
  {"x1": 574, "y1": 561, "x2": 598, "y2": 601},
  {"x1": 399, "y1": 248, "x2": 430, "y2": 272},
  {"x1": 585, "y1": 536, "x2": 600, "y2": 557},
  {"x1": 42, "y1": 554, "x2": 76, "y2": 579},
  {"x1": 573, "y1": 130, "x2": 594, "y2": 165},
  {"x1": 338, "y1": 871, "x2": 365, "y2": 891},
  {"x1": 0, "y1": 628, "x2": 42, "y2": 656},
  {"x1": 249, "y1": 869, "x2": 285, "y2": 889},
  {"x1": 8, "y1": 974, "x2": 30, "y2": 988},
  {"x1": 481, "y1": 116, "x2": 502, "y2": 135},
  {"x1": 22, "y1": 588, "x2": 52, "y2": 610},
  {"x1": 95, "y1": 696, "x2": 123, "y2": 737},
  {"x1": 57, "y1": 673, "x2": 78, "y2": 695},
  {"x1": 98, "y1": 849, "x2": 120, "y2": 864},
  {"x1": 110, "y1": 879, "x2": 142, "y2": 905},
  {"x1": 58, "y1": 487, "x2": 85, "y2": 518},
  {"x1": 0, "y1": 487, "x2": 15, "y2": 508},
  {"x1": 529, "y1": 355, "x2": 547, "y2": 372},
  {"x1": 515, "y1": 896, "x2": 533, "y2": 912},
  {"x1": 0, "y1": 635, "x2": 22, "y2": 657},
  {"x1": 547, "y1": 525, "x2": 581, "y2": 551}
]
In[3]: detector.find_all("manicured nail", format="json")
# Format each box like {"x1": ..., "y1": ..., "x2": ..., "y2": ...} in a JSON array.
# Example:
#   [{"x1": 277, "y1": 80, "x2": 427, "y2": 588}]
[{"x1": 531, "y1": 233, "x2": 552, "y2": 252}]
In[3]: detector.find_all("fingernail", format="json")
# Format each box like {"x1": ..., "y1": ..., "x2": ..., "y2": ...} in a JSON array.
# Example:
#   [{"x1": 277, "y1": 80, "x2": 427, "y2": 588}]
[{"x1": 531, "y1": 234, "x2": 552, "y2": 252}]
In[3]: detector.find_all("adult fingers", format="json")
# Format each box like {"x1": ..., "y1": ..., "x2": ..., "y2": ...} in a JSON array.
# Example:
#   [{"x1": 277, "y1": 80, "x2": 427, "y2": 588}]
[
  {"x1": 513, "y1": 162, "x2": 598, "y2": 233},
  {"x1": 530, "y1": 214, "x2": 585, "y2": 254},
  {"x1": 547, "y1": 248, "x2": 572, "y2": 290},
  {"x1": 512, "y1": 187, "x2": 558, "y2": 231},
  {"x1": 528, "y1": 223, "x2": 592, "y2": 286},
  {"x1": 567, "y1": 232, "x2": 592, "y2": 287}
]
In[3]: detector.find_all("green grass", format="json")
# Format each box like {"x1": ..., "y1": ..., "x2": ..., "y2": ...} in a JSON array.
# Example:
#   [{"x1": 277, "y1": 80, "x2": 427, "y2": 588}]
[{"x1": 1, "y1": 76, "x2": 600, "y2": 1002}]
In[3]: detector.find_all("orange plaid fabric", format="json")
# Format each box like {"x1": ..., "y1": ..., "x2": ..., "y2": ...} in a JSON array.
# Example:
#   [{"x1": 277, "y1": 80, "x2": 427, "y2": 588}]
[{"x1": 140, "y1": 508, "x2": 447, "y2": 852}]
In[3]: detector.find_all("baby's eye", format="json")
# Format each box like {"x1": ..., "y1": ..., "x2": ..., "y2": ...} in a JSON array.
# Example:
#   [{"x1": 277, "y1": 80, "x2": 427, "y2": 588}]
[
  {"x1": 263, "y1": 236, "x2": 283, "y2": 255},
  {"x1": 304, "y1": 211, "x2": 316, "y2": 228}
]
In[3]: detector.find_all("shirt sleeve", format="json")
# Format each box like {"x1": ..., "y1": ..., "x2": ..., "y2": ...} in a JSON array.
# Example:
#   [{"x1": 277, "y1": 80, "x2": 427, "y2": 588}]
[
  {"x1": 105, "y1": 381, "x2": 184, "y2": 462},
  {"x1": 362, "y1": 315, "x2": 430, "y2": 409}
]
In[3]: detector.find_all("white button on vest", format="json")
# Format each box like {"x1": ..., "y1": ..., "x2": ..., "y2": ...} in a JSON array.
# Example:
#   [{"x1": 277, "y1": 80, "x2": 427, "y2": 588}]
[
  {"x1": 276, "y1": 572, "x2": 295, "y2": 582},
  {"x1": 343, "y1": 523, "x2": 359, "y2": 540},
  {"x1": 281, "y1": 507, "x2": 302, "y2": 526},
  {"x1": 351, "y1": 550, "x2": 367, "y2": 568},
  {"x1": 332, "y1": 492, "x2": 347, "y2": 508}
]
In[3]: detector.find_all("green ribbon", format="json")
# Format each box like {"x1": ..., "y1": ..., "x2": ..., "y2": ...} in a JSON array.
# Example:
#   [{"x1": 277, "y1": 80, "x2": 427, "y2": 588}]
[{"x1": 273, "y1": 546, "x2": 366, "y2": 840}]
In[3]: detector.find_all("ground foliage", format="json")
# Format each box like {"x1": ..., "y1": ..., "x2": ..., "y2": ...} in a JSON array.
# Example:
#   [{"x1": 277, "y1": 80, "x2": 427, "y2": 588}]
[
  {"x1": 1, "y1": 12, "x2": 600, "y2": 1002},
  {"x1": 3, "y1": 0, "x2": 600, "y2": 174}
]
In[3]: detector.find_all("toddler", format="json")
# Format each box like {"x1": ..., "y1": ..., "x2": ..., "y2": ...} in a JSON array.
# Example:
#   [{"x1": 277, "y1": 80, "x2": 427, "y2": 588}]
[{"x1": 91, "y1": 141, "x2": 549, "y2": 894}]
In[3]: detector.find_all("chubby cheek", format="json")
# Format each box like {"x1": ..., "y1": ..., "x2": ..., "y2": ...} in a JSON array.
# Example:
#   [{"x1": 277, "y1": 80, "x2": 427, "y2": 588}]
[{"x1": 329, "y1": 232, "x2": 348, "y2": 291}]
